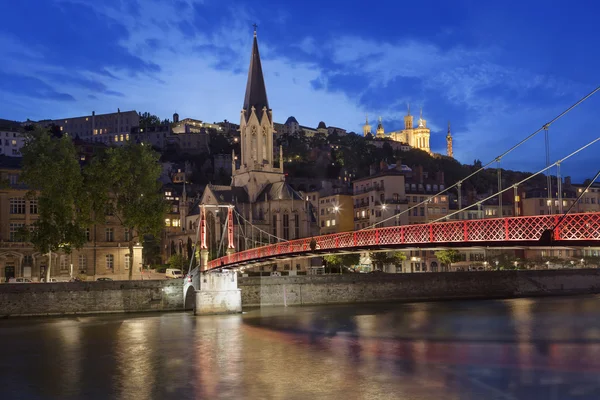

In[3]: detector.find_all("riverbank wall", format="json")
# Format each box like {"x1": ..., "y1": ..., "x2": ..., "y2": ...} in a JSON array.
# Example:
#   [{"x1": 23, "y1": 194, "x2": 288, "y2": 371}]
[
  {"x1": 238, "y1": 269, "x2": 600, "y2": 307},
  {"x1": 0, "y1": 280, "x2": 183, "y2": 317},
  {"x1": 2, "y1": 270, "x2": 600, "y2": 317}
]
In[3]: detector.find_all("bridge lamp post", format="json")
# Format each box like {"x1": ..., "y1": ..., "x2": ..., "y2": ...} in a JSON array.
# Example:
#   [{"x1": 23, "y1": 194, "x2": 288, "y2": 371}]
[
  {"x1": 581, "y1": 258, "x2": 585, "y2": 268},
  {"x1": 495, "y1": 260, "x2": 499, "y2": 270},
  {"x1": 483, "y1": 261, "x2": 488, "y2": 270}
]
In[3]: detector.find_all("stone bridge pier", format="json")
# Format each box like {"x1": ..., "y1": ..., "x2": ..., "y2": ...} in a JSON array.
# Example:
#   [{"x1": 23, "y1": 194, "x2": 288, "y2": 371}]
[{"x1": 194, "y1": 270, "x2": 242, "y2": 315}]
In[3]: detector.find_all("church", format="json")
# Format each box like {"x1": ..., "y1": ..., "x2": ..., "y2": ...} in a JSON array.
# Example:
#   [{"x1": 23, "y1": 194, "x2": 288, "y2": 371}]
[
  {"x1": 363, "y1": 107, "x2": 454, "y2": 158},
  {"x1": 179, "y1": 29, "x2": 319, "y2": 271}
]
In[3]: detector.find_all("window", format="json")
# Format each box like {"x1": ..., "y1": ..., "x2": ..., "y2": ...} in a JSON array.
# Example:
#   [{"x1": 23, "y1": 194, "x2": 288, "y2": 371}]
[
  {"x1": 85, "y1": 228, "x2": 91, "y2": 241},
  {"x1": 272, "y1": 215, "x2": 277, "y2": 236},
  {"x1": 78, "y1": 254, "x2": 87, "y2": 271},
  {"x1": 11, "y1": 139, "x2": 16, "y2": 146},
  {"x1": 60, "y1": 257, "x2": 68, "y2": 271},
  {"x1": 124, "y1": 229, "x2": 130, "y2": 241},
  {"x1": 9, "y1": 223, "x2": 24, "y2": 241},
  {"x1": 326, "y1": 220, "x2": 331, "y2": 227},
  {"x1": 124, "y1": 254, "x2": 131, "y2": 269},
  {"x1": 106, "y1": 254, "x2": 114, "y2": 269},
  {"x1": 283, "y1": 214, "x2": 290, "y2": 240},
  {"x1": 332, "y1": 219, "x2": 336, "y2": 226},
  {"x1": 172, "y1": 219, "x2": 180, "y2": 227},
  {"x1": 294, "y1": 214, "x2": 300, "y2": 239},
  {"x1": 105, "y1": 228, "x2": 114, "y2": 242},
  {"x1": 165, "y1": 218, "x2": 171, "y2": 227},
  {"x1": 321, "y1": 220, "x2": 325, "y2": 227},
  {"x1": 29, "y1": 199, "x2": 38, "y2": 214},
  {"x1": 10, "y1": 197, "x2": 25, "y2": 214},
  {"x1": 7, "y1": 174, "x2": 18, "y2": 185}
]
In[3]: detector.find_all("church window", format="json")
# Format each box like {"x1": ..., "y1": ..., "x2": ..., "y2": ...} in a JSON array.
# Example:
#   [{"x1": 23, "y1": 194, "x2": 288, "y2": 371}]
[
  {"x1": 294, "y1": 214, "x2": 300, "y2": 239},
  {"x1": 272, "y1": 215, "x2": 277, "y2": 237},
  {"x1": 251, "y1": 133, "x2": 257, "y2": 161},
  {"x1": 283, "y1": 214, "x2": 290, "y2": 240},
  {"x1": 262, "y1": 134, "x2": 267, "y2": 162}
]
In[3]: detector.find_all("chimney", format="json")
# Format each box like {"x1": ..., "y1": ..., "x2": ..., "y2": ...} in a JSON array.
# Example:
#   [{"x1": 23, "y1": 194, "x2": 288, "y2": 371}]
[{"x1": 369, "y1": 164, "x2": 376, "y2": 176}]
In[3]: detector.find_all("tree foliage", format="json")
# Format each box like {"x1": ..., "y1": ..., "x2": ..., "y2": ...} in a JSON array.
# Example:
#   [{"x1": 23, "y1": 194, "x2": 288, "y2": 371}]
[
  {"x1": 88, "y1": 142, "x2": 168, "y2": 280},
  {"x1": 434, "y1": 249, "x2": 462, "y2": 267},
  {"x1": 168, "y1": 253, "x2": 186, "y2": 270},
  {"x1": 138, "y1": 112, "x2": 162, "y2": 128},
  {"x1": 19, "y1": 128, "x2": 89, "y2": 281},
  {"x1": 323, "y1": 253, "x2": 360, "y2": 272},
  {"x1": 369, "y1": 251, "x2": 406, "y2": 271}
]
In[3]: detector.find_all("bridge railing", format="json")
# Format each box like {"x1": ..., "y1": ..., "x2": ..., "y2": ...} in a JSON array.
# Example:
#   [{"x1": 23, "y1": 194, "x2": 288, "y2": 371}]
[{"x1": 207, "y1": 212, "x2": 600, "y2": 269}]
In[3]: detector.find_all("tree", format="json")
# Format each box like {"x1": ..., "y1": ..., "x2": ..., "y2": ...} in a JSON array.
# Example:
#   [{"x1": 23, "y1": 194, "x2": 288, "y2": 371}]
[
  {"x1": 323, "y1": 253, "x2": 360, "y2": 273},
  {"x1": 89, "y1": 142, "x2": 168, "y2": 280},
  {"x1": 138, "y1": 112, "x2": 162, "y2": 128},
  {"x1": 168, "y1": 253, "x2": 186, "y2": 270},
  {"x1": 434, "y1": 249, "x2": 462, "y2": 270},
  {"x1": 368, "y1": 251, "x2": 405, "y2": 271},
  {"x1": 19, "y1": 128, "x2": 89, "y2": 282}
]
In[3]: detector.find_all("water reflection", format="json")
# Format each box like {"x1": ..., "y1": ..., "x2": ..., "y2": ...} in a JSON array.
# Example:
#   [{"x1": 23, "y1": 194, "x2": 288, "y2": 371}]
[{"x1": 1, "y1": 295, "x2": 600, "y2": 399}]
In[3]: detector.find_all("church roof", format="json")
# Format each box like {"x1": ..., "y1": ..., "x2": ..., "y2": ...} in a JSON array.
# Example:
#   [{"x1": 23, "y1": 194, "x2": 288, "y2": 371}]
[
  {"x1": 285, "y1": 116, "x2": 298, "y2": 124},
  {"x1": 243, "y1": 33, "x2": 269, "y2": 120},
  {"x1": 317, "y1": 121, "x2": 327, "y2": 129},
  {"x1": 256, "y1": 181, "x2": 304, "y2": 201},
  {"x1": 211, "y1": 185, "x2": 250, "y2": 204}
]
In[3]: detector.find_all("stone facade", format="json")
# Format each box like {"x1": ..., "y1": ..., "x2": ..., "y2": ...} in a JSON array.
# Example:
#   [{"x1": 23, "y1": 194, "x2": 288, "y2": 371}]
[{"x1": 0, "y1": 161, "x2": 142, "y2": 282}]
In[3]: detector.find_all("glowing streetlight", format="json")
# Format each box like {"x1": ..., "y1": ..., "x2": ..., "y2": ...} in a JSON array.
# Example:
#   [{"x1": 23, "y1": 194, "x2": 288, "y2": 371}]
[
  {"x1": 333, "y1": 205, "x2": 340, "y2": 213},
  {"x1": 381, "y1": 204, "x2": 387, "y2": 211}
]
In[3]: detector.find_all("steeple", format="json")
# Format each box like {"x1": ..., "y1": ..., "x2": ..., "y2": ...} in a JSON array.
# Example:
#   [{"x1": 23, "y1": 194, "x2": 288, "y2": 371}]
[
  {"x1": 376, "y1": 116, "x2": 385, "y2": 138},
  {"x1": 446, "y1": 121, "x2": 454, "y2": 158},
  {"x1": 242, "y1": 27, "x2": 269, "y2": 120},
  {"x1": 363, "y1": 114, "x2": 372, "y2": 137}
]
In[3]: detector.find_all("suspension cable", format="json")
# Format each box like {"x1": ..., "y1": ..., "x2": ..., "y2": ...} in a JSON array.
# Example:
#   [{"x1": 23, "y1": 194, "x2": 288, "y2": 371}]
[
  {"x1": 430, "y1": 136, "x2": 600, "y2": 223},
  {"x1": 362, "y1": 85, "x2": 600, "y2": 230},
  {"x1": 233, "y1": 209, "x2": 288, "y2": 242}
]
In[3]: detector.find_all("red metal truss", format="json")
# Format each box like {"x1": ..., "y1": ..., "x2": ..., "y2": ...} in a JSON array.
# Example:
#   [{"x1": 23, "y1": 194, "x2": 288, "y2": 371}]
[{"x1": 207, "y1": 212, "x2": 600, "y2": 269}]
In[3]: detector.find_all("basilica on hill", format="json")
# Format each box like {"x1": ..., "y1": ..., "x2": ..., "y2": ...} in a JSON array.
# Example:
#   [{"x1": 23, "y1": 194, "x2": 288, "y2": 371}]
[{"x1": 363, "y1": 107, "x2": 454, "y2": 158}]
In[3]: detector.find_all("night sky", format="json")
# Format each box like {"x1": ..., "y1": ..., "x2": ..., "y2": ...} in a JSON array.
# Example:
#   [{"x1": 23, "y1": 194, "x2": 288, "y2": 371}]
[{"x1": 1, "y1": 0, "x2": 599, "y2": 180}]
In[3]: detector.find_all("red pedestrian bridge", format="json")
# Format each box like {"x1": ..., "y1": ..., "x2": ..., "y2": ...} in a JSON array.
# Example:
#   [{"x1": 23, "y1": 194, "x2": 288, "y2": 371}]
[{"x1": 206, "y1": 212, "x2": 600, "y2": 270}]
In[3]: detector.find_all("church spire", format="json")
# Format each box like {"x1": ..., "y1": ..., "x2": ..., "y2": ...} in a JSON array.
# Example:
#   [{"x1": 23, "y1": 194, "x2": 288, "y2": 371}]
[
  {"x1": 446, "y1": 121, "x2": 454, "y2": 158},
  {"x1": 243, "y1": 27, "x2": 269, "y2": 120}
]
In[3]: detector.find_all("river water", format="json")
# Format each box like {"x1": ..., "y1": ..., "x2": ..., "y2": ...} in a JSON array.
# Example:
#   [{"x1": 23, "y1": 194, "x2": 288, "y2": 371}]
[{"x1": 2, "y1": 295, "x2": 600, "y2": 400}]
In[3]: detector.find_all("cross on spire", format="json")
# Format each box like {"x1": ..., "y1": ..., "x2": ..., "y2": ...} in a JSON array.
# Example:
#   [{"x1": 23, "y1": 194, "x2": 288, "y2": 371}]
[{"x1": 253, "y1": 23, "x2": 258, "y2": 35}]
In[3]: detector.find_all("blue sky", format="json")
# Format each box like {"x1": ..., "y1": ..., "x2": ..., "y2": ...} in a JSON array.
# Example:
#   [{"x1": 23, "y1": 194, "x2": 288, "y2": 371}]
[{"x1": 1, "y1": 0, "x2": 599, "y2": 181}]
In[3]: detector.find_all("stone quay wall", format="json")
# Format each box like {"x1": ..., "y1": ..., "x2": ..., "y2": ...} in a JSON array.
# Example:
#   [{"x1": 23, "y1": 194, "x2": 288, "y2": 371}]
[
  {"x1": 0, "y1": 280, "x2": 183, "y2": 317},
  {"x1": 238, "y1": 269, "x2": 600, "y2": 307},
  {"x1": 3, "y1": 270, "x2": 600, "y2": 317}
]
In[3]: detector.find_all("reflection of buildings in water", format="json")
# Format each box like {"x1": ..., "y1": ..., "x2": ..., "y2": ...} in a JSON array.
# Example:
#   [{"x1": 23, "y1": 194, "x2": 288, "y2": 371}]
[
  {"x1": 56, "y1": 321, "x2": 82, "y2": 396},
  {"x1": 509, "y1": 298, "x2": 535, "y2": 385},
  {"x1": 194, "y1": 316, "x2": 242, "y2": 399},
  {"x1": 115, "y1": 319, "x2": 156, "y2": 400}
]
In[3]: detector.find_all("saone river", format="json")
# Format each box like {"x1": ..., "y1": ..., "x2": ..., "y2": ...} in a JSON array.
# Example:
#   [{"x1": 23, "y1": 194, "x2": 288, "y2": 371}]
[{"x1": 2, "y1": 295, "x2": 600, "y2": 399}]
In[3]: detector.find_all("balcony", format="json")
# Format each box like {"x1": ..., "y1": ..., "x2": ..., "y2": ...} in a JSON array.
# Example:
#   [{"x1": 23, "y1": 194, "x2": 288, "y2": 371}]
[{"x1": 353, "y1": 184, "x2": 384, "y2": 195}]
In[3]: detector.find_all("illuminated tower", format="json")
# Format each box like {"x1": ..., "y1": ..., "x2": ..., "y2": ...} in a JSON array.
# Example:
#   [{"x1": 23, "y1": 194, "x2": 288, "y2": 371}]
[
  {"x1": 446, "y1": 121, "x2": 453, "y2": 158},
  {"x1": 363, "y1": 114, "x2": 372, "y2": 137}
]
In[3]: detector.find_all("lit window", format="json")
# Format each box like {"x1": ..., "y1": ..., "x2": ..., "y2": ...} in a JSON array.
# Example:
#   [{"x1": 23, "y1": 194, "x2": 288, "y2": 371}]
[
  {"x1": 78, "y1": 254, "x2": 87, "y2": 270},
  {"x1": 106, "y1": 254, "x2": 114, "y2": 269},
  {"x1": 120, "y1": 134, "x2": 124, "y2": 142},
  {"x1": 11, "y1": 140, "x2": 16, "y2": 146},
  {"x1": 326, "y1": 220, "x2": 331, "y2": 227},
  {"x1": 60, "y1": 126, "x2": 63, "y2": 131},
  {"x1": 172, "y1": 219, "x2": 181, "y2": 227},
  {"x1": 165, "y1": 219, "x2": 171, "y2": 227},
  {"x1": 332, "y1": 219, "x2": 336, "y2": 226},
  {"x1": 126, "y1": 134, "x2": 129, "y2": 140}
]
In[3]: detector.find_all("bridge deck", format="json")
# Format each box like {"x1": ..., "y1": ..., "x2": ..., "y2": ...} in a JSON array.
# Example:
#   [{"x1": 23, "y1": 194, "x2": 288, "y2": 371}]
[{"x1": 207, "y1": 213, "x2": 600, "y2": 269}]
